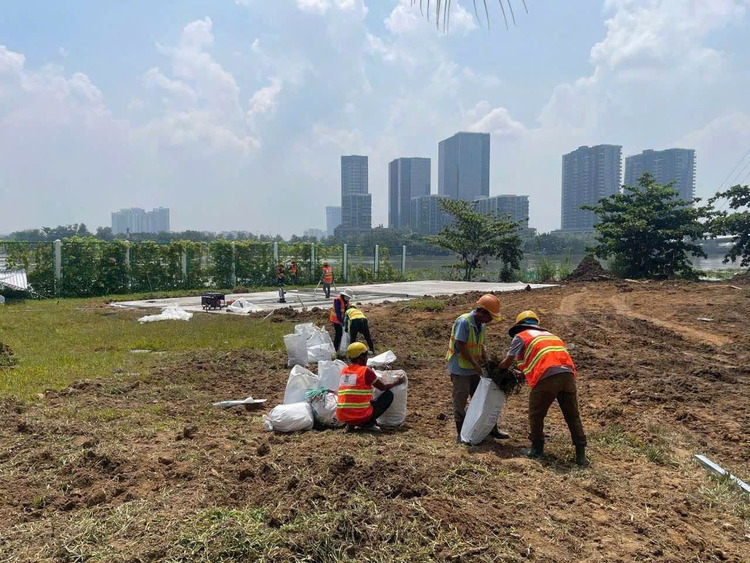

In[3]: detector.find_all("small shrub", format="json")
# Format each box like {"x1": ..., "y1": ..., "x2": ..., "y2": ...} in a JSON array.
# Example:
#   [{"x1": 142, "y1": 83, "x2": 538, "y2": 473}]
[
  {"x1": 408, "y1": 298, "x2": 445, "y2": 312},
  {"x1": 535, "y1": 258, "x2": 557, "y2": 282},
  {"x1": 233, "y1": 286, "x2": 250, "y2": 294}
]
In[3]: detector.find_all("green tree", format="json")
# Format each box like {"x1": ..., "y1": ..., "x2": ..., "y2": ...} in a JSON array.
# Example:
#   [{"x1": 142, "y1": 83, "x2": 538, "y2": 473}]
[
  {"x1": 710, "y1": 184, "x2": 750, "y2": 270},
  {"x1": 427, "y1": 199, "x2": 523, "y2": 281},
  {"x1": 583, "y1": 173, "x2": 715, "y2": 279}
]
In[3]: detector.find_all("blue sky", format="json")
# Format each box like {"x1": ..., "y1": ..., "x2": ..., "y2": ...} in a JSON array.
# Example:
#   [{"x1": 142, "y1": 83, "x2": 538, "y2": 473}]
[{"x1": 1, "y1": 0, "x2": 749, "y2": 235}]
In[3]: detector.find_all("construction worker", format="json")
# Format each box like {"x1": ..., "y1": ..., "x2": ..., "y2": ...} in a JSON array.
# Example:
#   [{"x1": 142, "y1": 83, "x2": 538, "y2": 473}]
[
  {"x1": 321, "y1": 261, "x2": 334, "y2": 298},
  {"x1": 446, "y1": 294, "x2": 509, "y2": 442},
  {"x1": 337, "y1": 342, "x2": 405, "y2": 431},
  {"x1": 345, "y1": 305, "x2": 375, "y2": 354},
  {"x1": 330, "y1": 289, "x2": 352, "y2": 353},
  {"x1": 276, "y1": 264, "x2": 286, "y2": 303},
  {"x1": 289, "y1": 260, "x2": 298, "y2": 284},
  {"x1": 496, "y1": 311, "x2": 588, "y2": 466}
]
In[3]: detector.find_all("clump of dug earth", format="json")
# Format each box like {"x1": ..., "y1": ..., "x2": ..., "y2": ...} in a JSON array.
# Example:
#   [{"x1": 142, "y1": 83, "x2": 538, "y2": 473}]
[
  {"x1": 484, "y1": 356, "x2": 523, "y2": 395},
  {"x1": 565, "y1": 255, "x2": 611, "y2": 282},
  {"x1": 0, "y1": 343, "x2": 18, "y2": 368}
]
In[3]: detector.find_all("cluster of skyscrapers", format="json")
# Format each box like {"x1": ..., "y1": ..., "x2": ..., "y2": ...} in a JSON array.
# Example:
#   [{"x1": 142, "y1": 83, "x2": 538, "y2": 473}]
[
  {"x1": 561, "y1": 146, "x2": 696, "y2": 232},
  {"x1": 327, "y1": 132, "x2": 530, "y2": 237},
  {"x1": 111, "y1": 207, "x2": 170, "y2": 235}
]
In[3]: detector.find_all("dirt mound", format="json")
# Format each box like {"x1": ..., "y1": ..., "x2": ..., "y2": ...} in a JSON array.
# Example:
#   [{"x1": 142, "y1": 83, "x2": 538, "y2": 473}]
[
  {"x1": 565, "y1": 255, "x2": 611, "y2": 282},
  {"x1": 730, "y1": 270, "x2": 750, "y2": 284},
  {"x1": 0, "y1": 343, "x2": 17, "y2": 368}
]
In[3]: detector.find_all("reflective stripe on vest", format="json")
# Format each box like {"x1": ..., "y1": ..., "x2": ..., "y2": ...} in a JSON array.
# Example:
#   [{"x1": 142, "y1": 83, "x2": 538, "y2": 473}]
[
  {"x1": 445, "y1": 313, "x2": 485, "y2": 370},
  {"x1": 330, "y1": 295, "x2": 346, "y2": 324},
  {"x1": 336, "y1": 364, "x2": 373, "y2": 423},
  {"x1": 322, "y1": 267, "x2": 334, "y2": 283},
  {"x1": 345, "y1": 308, "x2": 366, "y2": 332},
  {"x1": 516, "y1": 329, "x2": 577, "y2": 388}
]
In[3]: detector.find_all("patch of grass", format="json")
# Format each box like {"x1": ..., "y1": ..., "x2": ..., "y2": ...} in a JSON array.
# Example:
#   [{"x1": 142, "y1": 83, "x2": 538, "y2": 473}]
[
  {"x1": 696, "y1": 473, "x2": 750, "y2": 523},
  {"x1": 408, "y1": 298, "x2": 446, "y2": 312},
  {"x1": 592, "y1": 424, "x2": 677, "y2": 466},
  {"x1": 0, "y1": 297, "x2": 295, "y2": 398}
]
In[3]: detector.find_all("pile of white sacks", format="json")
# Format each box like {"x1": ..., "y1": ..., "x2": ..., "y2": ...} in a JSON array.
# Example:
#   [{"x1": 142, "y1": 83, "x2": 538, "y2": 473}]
[{"x1": 266, "y1": 324, "x2": 407, "y2": 432}]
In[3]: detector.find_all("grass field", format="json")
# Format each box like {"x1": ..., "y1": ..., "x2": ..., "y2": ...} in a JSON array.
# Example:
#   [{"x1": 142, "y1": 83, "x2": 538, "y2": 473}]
[{"x1": 0, "y1": 297, "x2": 295, "y2": 398}]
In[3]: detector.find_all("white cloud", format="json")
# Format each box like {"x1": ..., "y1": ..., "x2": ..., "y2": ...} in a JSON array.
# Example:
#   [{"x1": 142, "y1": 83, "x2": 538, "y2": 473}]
[
  {"x1": 248, "y1": 77, "x2": 283, "y2": 118},
  {"x1": 467, "y1": 102, "x2": 527, "y2": 139},
  {"x1": 143, "y1": 67, "x2": 198, "y2": 109},
  {"x1": 591, "y1": 0, "x2": 748, "y2": 80},
  {"x1": 295, "y1": 0, "x2": 360, "y2": 14},
  {"x1": 385, "y1": 0, "x2": 476, "y2": 36}
]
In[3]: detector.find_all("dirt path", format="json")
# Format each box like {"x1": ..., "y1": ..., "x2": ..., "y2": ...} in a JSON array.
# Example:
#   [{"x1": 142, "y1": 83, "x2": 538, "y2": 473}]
[{"x1": 557, "y1": 286, "x2": 729, "y2": 346}]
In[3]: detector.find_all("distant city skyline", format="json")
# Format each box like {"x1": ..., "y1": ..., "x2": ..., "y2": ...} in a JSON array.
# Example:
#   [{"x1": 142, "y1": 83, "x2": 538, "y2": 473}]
[
  {"x1": 338, "y1": 155, "x2": 371, "y2": 235},
  {"x1": 438, "y1": 132, "x2": 490, "y2": 202},
  {"x1": 111, "y1": 207, "x2": 170, "y2": 235},
  {"x1": 625, "y1": 148, "x2": 696, "y2": 202},
  {"x1": 388, "y1": 157, "x2": 431, "y2": 229},
  {"x1": 561, "y1": 145, "x2": 622, "y2": 232}
]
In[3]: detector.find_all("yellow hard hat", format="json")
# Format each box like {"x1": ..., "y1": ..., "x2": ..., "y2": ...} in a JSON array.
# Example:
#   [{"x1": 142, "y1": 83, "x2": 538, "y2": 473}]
[
  {"x1": 476, "y1": 294, "x2": 501, "y2": 320},
  {"x1": 515, "y1": 310, "x2": 540, "y2": 325},
  {"x1": 346, "y1": 342, "x2": 368, "y2": 359}
]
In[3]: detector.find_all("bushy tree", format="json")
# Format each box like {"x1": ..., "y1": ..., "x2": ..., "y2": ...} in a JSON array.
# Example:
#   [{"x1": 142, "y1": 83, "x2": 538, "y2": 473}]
[
  {"x1": 427, "y1": 199, "x2": 523, "y2": 281},
  {"x1": 710, "y1": 184, "x2": 750, "y2": 270},
  {"x1": 583, "y1": 173, "x2": 715, "y2": 279}
]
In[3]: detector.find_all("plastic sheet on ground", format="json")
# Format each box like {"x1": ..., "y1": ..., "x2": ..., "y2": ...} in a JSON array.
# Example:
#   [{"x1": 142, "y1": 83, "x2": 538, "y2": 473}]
[
  {"x1": 373, "y1": 370, "x2": 408, "y2": 427},
  {"x1": 263, "y1": 402, "x2": 314, "y2": 433},
  {"x1": 460, "y1": 377, "x2": 507, "y2": 445},
  {"x1": 226, "y1": 299, "x2": 263, "y2": 314},
  {"x1": 212, "y1": 397, "x2": 266, "y2": 409},
  {"x1": 367, "y1": 350, "x2": 397, "y2": 368},
  {"x1": 138, "y1": 305, "x2": 193, "y2": 323},
  {"x1": 283, "y1": 365, "x2": 322, "y2": 404}
]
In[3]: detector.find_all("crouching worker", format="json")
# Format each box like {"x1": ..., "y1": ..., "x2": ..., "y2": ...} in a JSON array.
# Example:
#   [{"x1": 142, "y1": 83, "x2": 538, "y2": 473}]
[
  {"x1": 496, "y1": 310, "x2": 588, "y2": 466},
  {"x1": 337, "y1": 342, "x2": 405, "y2": 431}
]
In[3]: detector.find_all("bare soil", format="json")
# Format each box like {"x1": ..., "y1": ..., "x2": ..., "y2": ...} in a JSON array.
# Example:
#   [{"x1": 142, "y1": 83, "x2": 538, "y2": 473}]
[{"x1": 1, "y1": 281, "x2": 749, "y2": 562}]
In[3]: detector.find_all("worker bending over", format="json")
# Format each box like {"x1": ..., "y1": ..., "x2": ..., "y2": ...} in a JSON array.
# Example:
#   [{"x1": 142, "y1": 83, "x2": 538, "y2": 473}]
[
  {"x1": 446, "y1": 294, "x2": 509, "y2": 442},
  {"x1": 337, "y1": 343, "x2": 405, "y2": 431},
  {"x1": 497, "y1": 311, "x2": 588, "y2": 466},
  {"x1": 330, "y1": 289, "x2": 351, "y2": 353},
  {"x1": 345, "y1": 305, "x2": 375, "y2": 354},
  {"x1": 321, "y1": 261, "x2": 334, "y2": 299}
]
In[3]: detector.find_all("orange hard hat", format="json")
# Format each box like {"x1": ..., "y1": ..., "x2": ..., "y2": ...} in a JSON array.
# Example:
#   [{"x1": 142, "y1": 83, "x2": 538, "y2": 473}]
[{"x1": 476, "y1": 294, "x2": 501, "y2": 321}]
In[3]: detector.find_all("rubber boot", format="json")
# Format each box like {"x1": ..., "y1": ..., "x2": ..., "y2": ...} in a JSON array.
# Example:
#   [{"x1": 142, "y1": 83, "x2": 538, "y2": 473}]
[
  {"x1": 522, "y1": 440, "x2": 544, "y2": 458},
  {"x1": 575, "y1": 444, "x2": 589, "y2": 467},
  {"x1": 455, "y1": 420, "x2": 463, "y2": 443},
  {"x1": 489, "y1": 426, "x2": 510, "y2": 439}
]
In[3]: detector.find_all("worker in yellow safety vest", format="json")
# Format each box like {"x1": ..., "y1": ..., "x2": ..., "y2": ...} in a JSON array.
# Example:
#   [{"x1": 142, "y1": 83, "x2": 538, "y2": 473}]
[
  {"x1": 496, "y1": 310, "x2": 588, "y2": 466},
  {"x1": 321, "y1": 261, "x2": 334, "y2": 298},
  {"x1": 345, "y1": 305, "x2": 375, "y2": 354},
  {"x1": 446, "y1": 294, "x2": 509, "y2": 442},
  {"x1": 337, "y1": 342, "x2": 405, "y2": 431}
]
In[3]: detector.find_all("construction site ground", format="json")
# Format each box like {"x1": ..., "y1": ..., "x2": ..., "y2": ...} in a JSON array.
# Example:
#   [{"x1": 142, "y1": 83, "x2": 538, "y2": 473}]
[{"x1": 1, "y1": 280, "x2": 749, "y2": 562}]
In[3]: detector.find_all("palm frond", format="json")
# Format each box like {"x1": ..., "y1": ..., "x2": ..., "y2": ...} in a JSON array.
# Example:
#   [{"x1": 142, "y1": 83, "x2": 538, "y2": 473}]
[{"x1": 410, "y1": 0, "x2": 526, "y2": 32}]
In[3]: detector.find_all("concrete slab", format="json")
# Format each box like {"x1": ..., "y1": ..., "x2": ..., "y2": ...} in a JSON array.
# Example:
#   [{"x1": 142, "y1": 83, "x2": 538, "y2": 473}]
[{"x1": 115, "y1": 281, "x2": 556, "y2": 314}]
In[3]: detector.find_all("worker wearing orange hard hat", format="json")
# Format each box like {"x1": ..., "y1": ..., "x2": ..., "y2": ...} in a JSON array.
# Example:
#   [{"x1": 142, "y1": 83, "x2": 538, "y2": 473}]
[
  {"x1": 446, "y1": 294, "x2": 509, "y2": 442},
  {"x1": 496, "y1": 310, "x2": 588, "y2": 466}
]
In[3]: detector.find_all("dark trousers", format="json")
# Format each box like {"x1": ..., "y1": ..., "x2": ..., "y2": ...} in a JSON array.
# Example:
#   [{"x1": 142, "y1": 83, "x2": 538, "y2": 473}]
[
  {"x1": 333, "y1": 323, "x2": 343, "y2": 351},
  {"x1": 349, "y1": 318, "x2": 374, "y2": 353},
  {"x1": 369, "y1": 390, "x2": 394, "y2": 423},
  {"x1": 528, "y1": 372, "x2": 586, "y2": 446},
  {"x1": 323, "y1": 282, "x2": 332, "y2": 298},
  {"x1": 451, "y1": 374, "x2": 481, "y2": 433}
]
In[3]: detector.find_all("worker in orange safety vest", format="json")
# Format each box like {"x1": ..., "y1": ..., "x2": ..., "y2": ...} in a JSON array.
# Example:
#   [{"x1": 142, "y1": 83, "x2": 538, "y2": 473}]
[
  {"x1": 337, "y1": 342, "x2": 405, "y2": 431},
  {"x1": 329, "y1": 289, "x2": 351, "y2": 353},
  {"x1": 321, "y1": 261, "x2": 334, "y2": 298},
  {"x1": 496, "y1": 310, "x2": 588, "y2": 466}
]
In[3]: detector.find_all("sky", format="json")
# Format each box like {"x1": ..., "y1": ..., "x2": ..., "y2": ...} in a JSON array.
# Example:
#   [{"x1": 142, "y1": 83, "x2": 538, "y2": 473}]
[{"x1": 1, "y1": 0, "x2": 749, "y2": 236}]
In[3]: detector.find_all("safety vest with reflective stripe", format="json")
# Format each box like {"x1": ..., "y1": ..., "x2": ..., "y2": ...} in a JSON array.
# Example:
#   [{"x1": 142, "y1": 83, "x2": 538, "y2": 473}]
[
  {"x1": 336, "y1": 364, "x2": 373, "y2": 423},
  {"x1": 516, "y1": 329, "x2": 577, "y2": 388},
  {"x1": 345, "y1": 308, "x2": 366, "y2": 332},
  {"x1": 322, "y1": 266, "x2": 334, "y2": 283},
  {"x1": 330, "y1": 295, "x2": 346, "y2": 324},
  {"x1": 445, "y1": 313, "x2": 486, "y2": 370}
]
